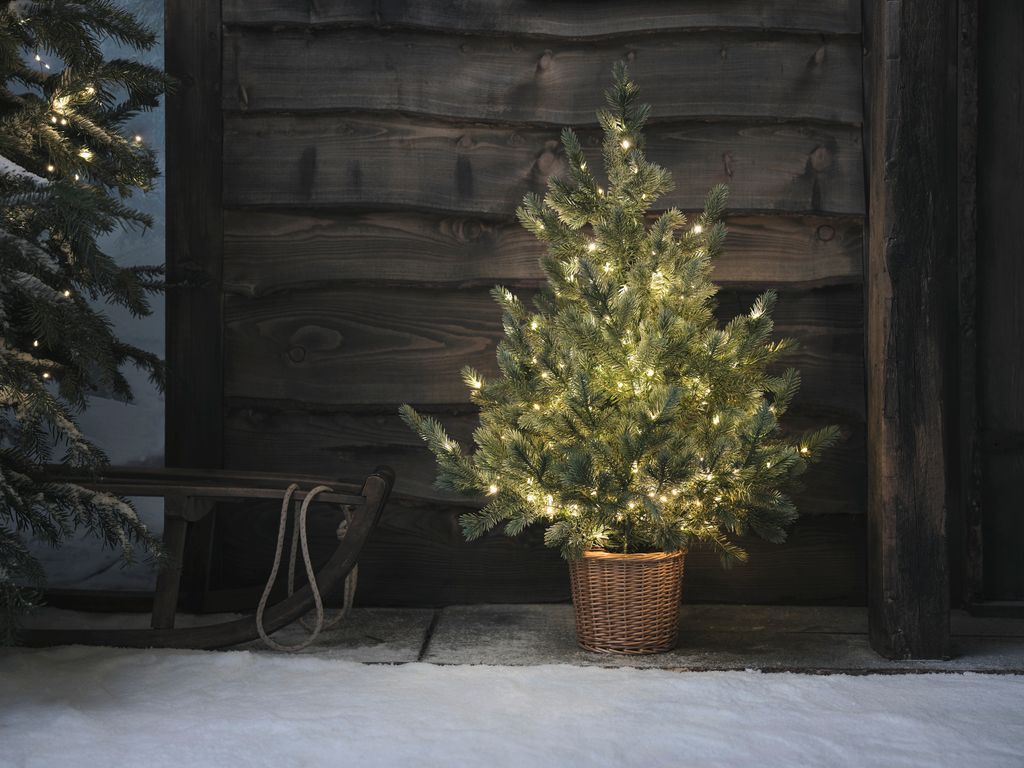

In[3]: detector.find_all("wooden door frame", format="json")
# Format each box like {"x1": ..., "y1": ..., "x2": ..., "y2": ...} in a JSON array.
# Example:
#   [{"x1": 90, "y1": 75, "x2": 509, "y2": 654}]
[{"x1": 165, "y1": 0, "x2": 224, "y2": 608}]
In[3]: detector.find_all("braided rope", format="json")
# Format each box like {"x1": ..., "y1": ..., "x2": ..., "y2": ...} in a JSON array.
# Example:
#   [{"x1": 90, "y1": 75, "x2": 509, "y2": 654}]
[{"x1": 255, "y1": 483, "x2": 358, "y2": 652}]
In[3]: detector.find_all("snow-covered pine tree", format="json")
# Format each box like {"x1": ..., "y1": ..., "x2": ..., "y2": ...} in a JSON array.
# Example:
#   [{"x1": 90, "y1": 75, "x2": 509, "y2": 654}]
[
  {"x1": 402, "y1": 64, "x2": 840, "y2": 563},
  {"x1": 0, "y1": 0, "x2": 168, "y2": 641}
]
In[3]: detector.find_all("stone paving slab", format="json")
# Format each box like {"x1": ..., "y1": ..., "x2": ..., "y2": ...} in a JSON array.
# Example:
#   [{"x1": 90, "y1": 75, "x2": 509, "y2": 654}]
[
  {"x1": 235, "y1": 607, "x2": 436, "y2": 662},
  {"x1": 24, "y1": 606, "x2": 436, "y2": 664},
  {"x1": 21, "y1": 604, "x2": 1024, "y2": 671},
  {"x1": 422, "y1": 604, "x2": 1024, "y2": 673}
]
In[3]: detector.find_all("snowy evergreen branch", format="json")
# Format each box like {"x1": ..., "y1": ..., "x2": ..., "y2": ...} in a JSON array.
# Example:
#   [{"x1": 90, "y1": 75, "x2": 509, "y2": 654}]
[{"x1": 0, "y1": 0, "x2": 166, "y2": 642}]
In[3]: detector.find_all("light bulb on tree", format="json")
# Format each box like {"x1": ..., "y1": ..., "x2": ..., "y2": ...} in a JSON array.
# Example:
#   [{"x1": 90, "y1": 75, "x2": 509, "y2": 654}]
[
  {"x1": 401, "y1": 64, "x2": 840, "y2": 564},
  {"x1": 0, "y1": 0, "x2": 172, "y2": 638}
]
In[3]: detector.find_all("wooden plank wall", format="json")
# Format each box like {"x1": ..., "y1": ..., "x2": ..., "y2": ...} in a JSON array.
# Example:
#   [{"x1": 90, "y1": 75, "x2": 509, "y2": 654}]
[{"x1": 210, "y1": 0, "x2": 867, "y2": 606}]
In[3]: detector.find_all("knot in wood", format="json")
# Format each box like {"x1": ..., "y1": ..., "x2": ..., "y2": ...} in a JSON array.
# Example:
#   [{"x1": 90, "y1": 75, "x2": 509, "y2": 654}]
[
  {"x1": 537, "y1": 150, "x2": 559, "y2": 175},
  {"x1": 287, "y1": 346, "x2": 306, "y2": 363},
  {"x1": 809, "y1": 145, "x2": 833, "y2": 173},
  {"x1": 816, "y1": 224, "x2": 836, "y2": 242},
  {"x1": 537, "y1": 50, "x2": 553, "y2": 71},
  {"x1": 244, "y1": 408, "x2": 267, "y2": 426},
  {"x1": 721, "y1": 151, "x2": 735, "y2": 179},
  {"x1": 460, "y1": 219, "x2": 484, "y2": 242}
]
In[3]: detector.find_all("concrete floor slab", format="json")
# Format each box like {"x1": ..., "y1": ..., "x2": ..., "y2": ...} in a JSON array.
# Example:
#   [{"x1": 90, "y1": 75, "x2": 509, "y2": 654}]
[
  {"x1": 234, "y1": 607, "x2": 436, "y2": 662},
  {"x1": 24, "y1": 606, "x2": 436, "y2": 664},
  {"x1": 422, "y1": 604, "x2": 1024, "y2": 673},
  {"x1": 21, "y1": 604, "x2": 1024, "y2": 671}
]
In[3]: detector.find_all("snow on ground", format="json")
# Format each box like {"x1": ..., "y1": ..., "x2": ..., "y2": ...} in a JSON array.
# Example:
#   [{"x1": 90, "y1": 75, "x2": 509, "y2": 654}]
[{"x1": 1, "y1": 647, "x2": 1022, "y2": 768}]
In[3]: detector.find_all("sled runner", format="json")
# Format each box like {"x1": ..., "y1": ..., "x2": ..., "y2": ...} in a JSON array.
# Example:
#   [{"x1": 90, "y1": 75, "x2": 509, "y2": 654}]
[{"x1": 19, "y1": 465, "x2": 394, "y2": 650}]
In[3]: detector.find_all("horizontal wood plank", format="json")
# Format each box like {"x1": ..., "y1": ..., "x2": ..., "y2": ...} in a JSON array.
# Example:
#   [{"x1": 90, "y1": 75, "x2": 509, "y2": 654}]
[
  {"x1": 210, "y1": 501, "x2": 866, "y2": 606},
  {"x1": 223, "y1": 285, "x2": 864, "y2": 410},
  {"x1": 223, "y1": 0, "x2": 862, "y2": 36},
  {"x1": 223, "y1": 404, "x2": 865, "y2": 516},
  {"x1": 224, "y1": 115, "x2": 865, "y2": 215},
  {"x1": 223, "y1": 211, "x2": 863, "y2": 294},
  {"x1": 224, "y1": 29, "x2": 862, "y2": 125}
]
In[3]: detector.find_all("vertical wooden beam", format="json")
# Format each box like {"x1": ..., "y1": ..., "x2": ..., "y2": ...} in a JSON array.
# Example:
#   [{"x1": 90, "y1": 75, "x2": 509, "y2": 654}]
[
  {"x1": 165, "y1": 1, "x2": 223, "y2": 468},
  {"x1": 151, "y1": 502, "x2": 188, "y2": 630},
  {"x1": 956, "y1": 0, "x2": 981, "y2": 607},
  {"x1": 165, "y1": 0, "x2": 223, "y2": 608},
  {"x1": 863, "y1": 0, "x2": 955, "y2": 658}
]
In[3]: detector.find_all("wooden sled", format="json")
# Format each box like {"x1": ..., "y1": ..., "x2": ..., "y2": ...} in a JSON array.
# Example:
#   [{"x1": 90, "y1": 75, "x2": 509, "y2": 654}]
[{"x1": 19, "y1": 465, "x2": 394, "y2": 650}]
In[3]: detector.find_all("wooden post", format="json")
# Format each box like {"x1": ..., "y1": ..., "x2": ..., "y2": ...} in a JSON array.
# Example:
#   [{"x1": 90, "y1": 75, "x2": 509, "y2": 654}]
[
  {"x1": 956, "y1": 0, "x2": 981, "y2": 607},
  {"x1": 863, "y1": 0, "x2": 956, "y2": 658},
  {"x1": 151, "y1": 501, "x2": 188, "y2": 630},
  {"x1": 165, "y1": 0, "x2": 223, "y2": 609}
]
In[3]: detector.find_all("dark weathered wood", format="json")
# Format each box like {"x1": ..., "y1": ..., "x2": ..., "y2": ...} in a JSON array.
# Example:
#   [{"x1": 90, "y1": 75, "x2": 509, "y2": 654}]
[
  {"x1": 42, "y1": 589, "x2": 155, "y2": 613},
  {"x1": 223, "y1": 115, "x2": 866, "y2": 214},
  {"x1": 165, "y1": 0, "x2": 223, "y2": 470},
  {"x1": 151, "y1": 509, "x2": 188, "y2": 629},
  {"x1": 223, "y1": 285, "x2": 863, "y2": 409},
  {"x1": 981, "y1": 454, "x2": 1024, "y2": 600},
  {"x1": 223, "y1": 403, "x2": 865, "y2": 515},
  {"x1": 210, "y1": 499, "x2": 865, "y2": 607},
  {"x1": 223, "y1": 211, "x2": 863, "y2": 294},
  {"x1": 864, "y1": 0, "x2": 955, "y2": 659},
  {"x1": 42, "y1": 466, "x2": 366, "y2": 506},
  {"x1": 956, "y1": 0, "x2": 981, "y2": 608},
  {"x1": 224, "y1": 29, "x2": 862, "y2": 125},
  {"x1": 180, "y1": 506, "x2": 215, "y2": 612},
  {"x1": 977, "y1": 1, "x2": 1024, "y2": 601},
  {"x1": 223, "y1": 0, "x2": 862, "y2": 36},
  {"x1": 165, "y1": 0, "x2": 224, "y2": 609}
]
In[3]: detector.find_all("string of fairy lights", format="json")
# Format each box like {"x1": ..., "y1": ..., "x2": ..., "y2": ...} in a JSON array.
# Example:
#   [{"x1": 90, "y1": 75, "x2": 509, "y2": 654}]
[
  {"x1": 442, "y1": 114, "x2": 825, "y2": 534},
  {"x1": 461, "y1": 176, "x2": 793, "y2": 527},
  {"x1": 21, "y1": 48, "x2": 147, "y2": 383}
]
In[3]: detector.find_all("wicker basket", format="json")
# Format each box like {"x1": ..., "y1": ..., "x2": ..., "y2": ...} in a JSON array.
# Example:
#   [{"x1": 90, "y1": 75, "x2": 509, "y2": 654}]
[{"x1": 569, "y1": 550, "x2": 685, "y2": 655}]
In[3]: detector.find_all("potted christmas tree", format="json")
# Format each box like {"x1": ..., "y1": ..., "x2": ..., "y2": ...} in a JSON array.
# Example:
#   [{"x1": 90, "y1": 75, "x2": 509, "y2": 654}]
[{"x1": 401, "y1": 64, "x2": 839, "y2": 655}]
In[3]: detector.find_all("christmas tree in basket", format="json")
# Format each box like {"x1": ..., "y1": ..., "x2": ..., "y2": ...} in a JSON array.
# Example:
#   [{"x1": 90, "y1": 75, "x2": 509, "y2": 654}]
[{"x1": 402, "y1": 64, "x2": 839, "y2": 653}]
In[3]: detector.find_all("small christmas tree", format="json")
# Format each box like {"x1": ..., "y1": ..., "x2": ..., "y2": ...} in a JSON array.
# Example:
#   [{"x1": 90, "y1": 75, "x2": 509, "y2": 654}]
[
  {"x1": 401, "y1": 64, "x2": 839, "y2": 563},
  {"x1": 0, "y1": 1, "x2": 168, "y2": 641}
]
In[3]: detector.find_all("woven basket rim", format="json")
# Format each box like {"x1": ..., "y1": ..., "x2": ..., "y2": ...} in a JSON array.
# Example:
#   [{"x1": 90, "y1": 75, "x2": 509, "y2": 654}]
[{"x1": 577, "y1": 549, "x2": 685, "y2": 563}]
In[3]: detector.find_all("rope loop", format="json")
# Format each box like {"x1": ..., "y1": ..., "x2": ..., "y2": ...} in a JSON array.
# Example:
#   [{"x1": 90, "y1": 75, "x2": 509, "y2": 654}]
[{"x1": 255, "y1": 484, "x2": 358, "y2": 652}]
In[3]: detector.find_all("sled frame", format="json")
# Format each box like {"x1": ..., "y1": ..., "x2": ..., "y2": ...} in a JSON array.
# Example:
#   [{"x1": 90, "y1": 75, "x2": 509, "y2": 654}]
[{"x1": 20, "y1": 465, "x2": 394, "y2": 650}]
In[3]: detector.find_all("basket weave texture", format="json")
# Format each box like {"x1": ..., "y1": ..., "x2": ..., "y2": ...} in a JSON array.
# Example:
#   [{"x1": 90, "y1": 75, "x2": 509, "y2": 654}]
[{"x1": 569, "y1": 550, "x2": 684, "y2": 655}]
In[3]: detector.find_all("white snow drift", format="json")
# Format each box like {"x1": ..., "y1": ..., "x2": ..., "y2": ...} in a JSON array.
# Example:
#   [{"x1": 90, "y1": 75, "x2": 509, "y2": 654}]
[{"x1": 1, "y1": 646, "x2": 1022, "y2": 767}]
